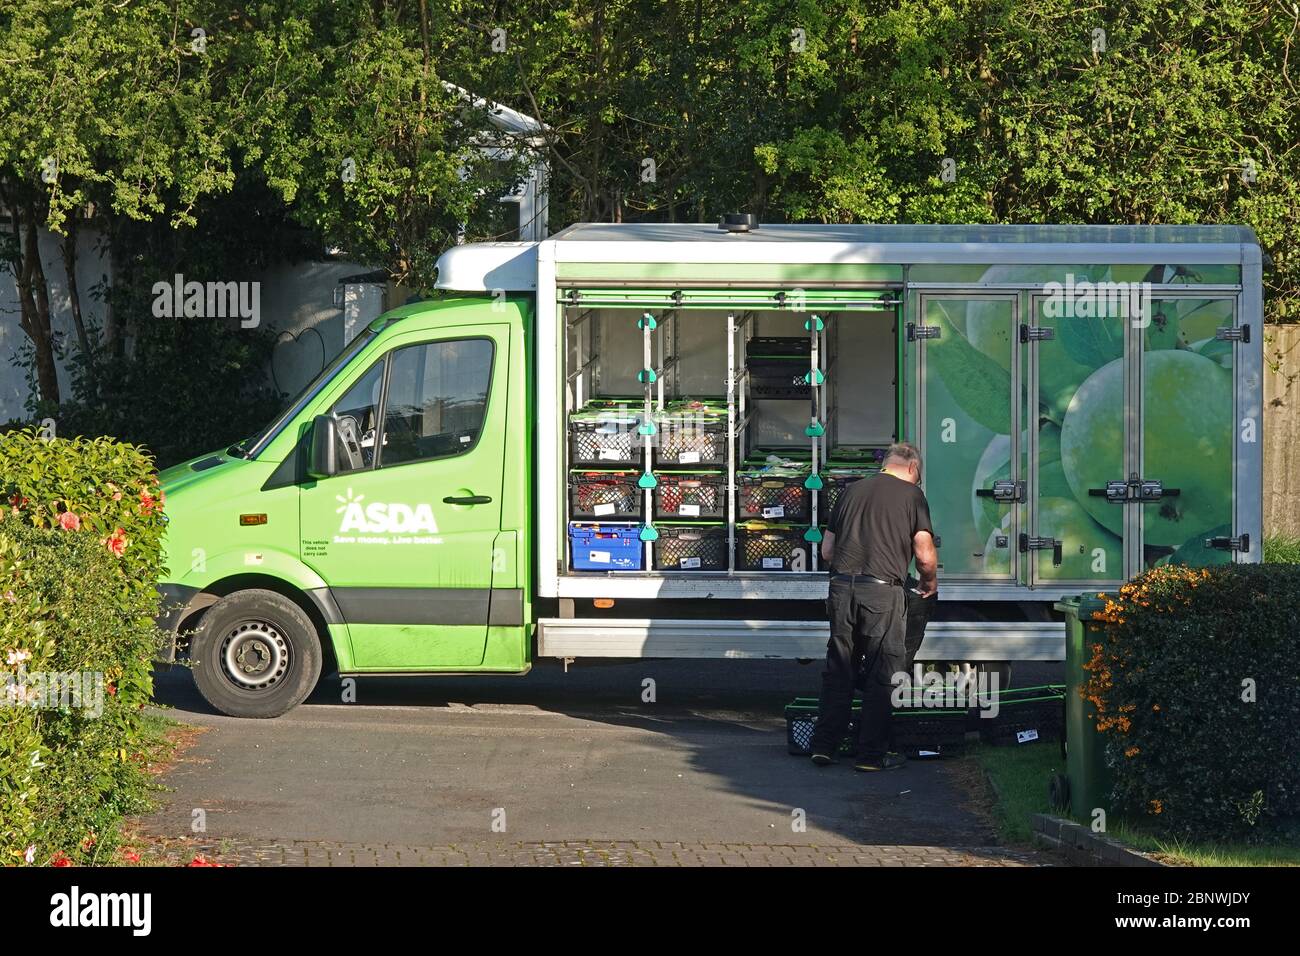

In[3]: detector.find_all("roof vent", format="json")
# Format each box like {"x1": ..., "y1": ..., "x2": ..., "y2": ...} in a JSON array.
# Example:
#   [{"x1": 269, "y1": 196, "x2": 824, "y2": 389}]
[{"x1": 718, "y1": 213, "x2": 759, "y2": 233}]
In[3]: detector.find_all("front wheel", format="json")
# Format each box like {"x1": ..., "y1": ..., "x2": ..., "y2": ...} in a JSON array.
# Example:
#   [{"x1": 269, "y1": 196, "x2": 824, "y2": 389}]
[{"x1": 190, "y1": 589, "x2": 323, "y2": 718}]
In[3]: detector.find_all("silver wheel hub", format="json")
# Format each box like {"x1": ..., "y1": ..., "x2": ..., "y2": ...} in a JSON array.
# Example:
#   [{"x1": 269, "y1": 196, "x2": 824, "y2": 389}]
[{"x1": 221, "y1": 621, "x2": 290, "y2": 690}]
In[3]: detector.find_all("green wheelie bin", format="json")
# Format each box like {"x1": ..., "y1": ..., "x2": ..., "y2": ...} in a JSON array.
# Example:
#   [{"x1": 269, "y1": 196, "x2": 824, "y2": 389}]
[{"x1": 1051, "y1": 595, "x2": 1115, "y2": 820}]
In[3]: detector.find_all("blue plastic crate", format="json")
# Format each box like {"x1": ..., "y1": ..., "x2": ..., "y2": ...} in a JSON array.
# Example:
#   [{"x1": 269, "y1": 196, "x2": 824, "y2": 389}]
[{"x1": 569, "y1": 522, "x2": 643, "y2": 571}]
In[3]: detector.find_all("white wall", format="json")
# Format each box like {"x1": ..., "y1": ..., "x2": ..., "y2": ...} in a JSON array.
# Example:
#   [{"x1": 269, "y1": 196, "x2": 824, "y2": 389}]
[{"x1": 0, "y1": 222, "x2": 109, "y2": 421}]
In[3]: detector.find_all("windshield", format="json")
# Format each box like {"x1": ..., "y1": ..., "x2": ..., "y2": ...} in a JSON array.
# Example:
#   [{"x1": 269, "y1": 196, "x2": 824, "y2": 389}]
[{"x1": 231, "y1": 328, "x2": 379, "y2": 460}]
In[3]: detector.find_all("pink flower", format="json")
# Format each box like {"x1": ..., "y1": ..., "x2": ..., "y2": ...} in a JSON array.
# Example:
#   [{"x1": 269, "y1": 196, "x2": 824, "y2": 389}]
[
  {"x1": 105, "y1": 528, "x2": 127, "y2": 556},
  {"x1": 24, "y1": 845, "x2": 35, "y2": 864},
  {"x1": 58, "y1": 511, "x2": 81, "y2": 531}
]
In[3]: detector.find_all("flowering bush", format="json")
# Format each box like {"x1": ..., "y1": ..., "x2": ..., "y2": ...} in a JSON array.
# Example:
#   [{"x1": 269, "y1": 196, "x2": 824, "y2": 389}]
[
  {"x1": 0, "y1": 429, "x2": 168, "y2": 864},
  {"x1": 1082, "y1": 564, "x2": 1300, "y2": 841}
]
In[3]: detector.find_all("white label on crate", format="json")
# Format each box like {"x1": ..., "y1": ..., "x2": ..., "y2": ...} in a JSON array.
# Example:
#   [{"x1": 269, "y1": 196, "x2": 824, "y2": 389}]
[
  {"x1": 588, "y1": 550, "x2": 611, "y2": 564},
  {"x1": 1016, "y1": 729, "x2": 1039, "y2": 744},
  {"x1": 679, "y1": 556, "x2": 702, "y2": 569},
  {"x1": 762, "y1": 505, "x2": 785, "y2": 519},
  {"x1": 762, "y1": 557, "x2": 784, "y2": 570},
  {"x1": 598, "y1": 449, "x2": 623, "y2": 461},
  {"x1": 678, "y1": 451, "x2": 701, "y2": 464},
  {"x1": 593, "y1": 502, "x2": 617, "y2": 516},
  {"x1": 678, "y1": 504, "x2": 701, "y2": 517}
]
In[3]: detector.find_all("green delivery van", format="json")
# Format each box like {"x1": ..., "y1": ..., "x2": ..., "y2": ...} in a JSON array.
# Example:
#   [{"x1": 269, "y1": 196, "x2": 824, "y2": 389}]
[{"x1": 156, "y1": 221, "x2": 1265, "y2": 717}]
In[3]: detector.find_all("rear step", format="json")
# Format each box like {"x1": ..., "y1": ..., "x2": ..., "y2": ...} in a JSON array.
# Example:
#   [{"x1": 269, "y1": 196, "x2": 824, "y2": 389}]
[{"x1": 536, "y1": 618, "x2": 1063, "y2": 661}]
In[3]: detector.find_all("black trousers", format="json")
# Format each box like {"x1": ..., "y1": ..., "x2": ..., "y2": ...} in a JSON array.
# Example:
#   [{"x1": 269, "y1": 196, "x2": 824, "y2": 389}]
[{"x1": 810, "y1": 577, "x2": 906, "y2": 760}]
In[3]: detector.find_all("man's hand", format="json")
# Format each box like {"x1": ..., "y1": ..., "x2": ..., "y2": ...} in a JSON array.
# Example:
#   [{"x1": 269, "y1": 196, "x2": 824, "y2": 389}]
[{"x1": 913, "y1": 529, "x2": 938, "y2": 598}]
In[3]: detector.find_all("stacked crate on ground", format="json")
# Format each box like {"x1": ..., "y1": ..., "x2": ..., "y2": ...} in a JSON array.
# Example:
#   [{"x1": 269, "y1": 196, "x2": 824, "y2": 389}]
[
  {"x1": 785, "y1": 697, "x2": 967, "y2": 757},
  {"x1": 735, "y1": 521, "x2": 814, "y2": 572},
  {"x1": 569, "y1": 470, "x2": 642, "y2": 520},
  {"x1": 745, "y1": 337, "x2": 811, "y2": 399},
  {"x1": 569, "y1": 405, "x2": 642, "y2": 467},
  {"x1": 977, "y1": 685, "x2": 1066, "y2": 746},
  {"x1": 653, "y1": 471, "x2": 726, "y2": 520},
  {"x1": 652, "y1": 522, "x2": 728, "y2": 571},
  {"x1": 568, "y1": 522, "x2": 643, "y2": 571},
  {"x1": 737, "y1": 456, "x2": 811, "y2": 522},
  {"x1": 655, "y1": 399, "x2": 728, "y2": 467}
]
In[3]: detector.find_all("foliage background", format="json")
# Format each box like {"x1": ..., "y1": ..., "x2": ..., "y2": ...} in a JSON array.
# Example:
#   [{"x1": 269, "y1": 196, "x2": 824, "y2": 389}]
[{"x1": 1, "y1": 0, "x2": 1297, "y2": 466}]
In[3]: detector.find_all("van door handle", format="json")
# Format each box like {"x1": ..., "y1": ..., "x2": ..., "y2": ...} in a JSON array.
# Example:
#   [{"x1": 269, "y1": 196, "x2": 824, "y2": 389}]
[{"x1": 443, "y1": 494, "x2": 492, "y2": 505}]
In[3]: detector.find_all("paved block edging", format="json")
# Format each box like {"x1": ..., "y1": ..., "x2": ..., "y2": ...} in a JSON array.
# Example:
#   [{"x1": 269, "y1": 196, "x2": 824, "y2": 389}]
[{"x1": 1031, "y1": 813, "x2": 1164, "y2": 867}]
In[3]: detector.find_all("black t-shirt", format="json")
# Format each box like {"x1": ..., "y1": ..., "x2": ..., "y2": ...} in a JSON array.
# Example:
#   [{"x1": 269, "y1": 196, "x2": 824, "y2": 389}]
[{"x1": 827, "y1": 473, "x2": 934, "y2": 584}]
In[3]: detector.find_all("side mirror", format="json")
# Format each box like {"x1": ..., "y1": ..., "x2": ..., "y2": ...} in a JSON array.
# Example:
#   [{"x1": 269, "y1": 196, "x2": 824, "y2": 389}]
[{"x1": 308, "y1": 415, "x2": 338, "y2": 479}]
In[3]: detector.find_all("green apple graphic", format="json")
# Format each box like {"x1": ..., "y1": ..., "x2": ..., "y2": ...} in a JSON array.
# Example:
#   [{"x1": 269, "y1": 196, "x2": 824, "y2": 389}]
[{"x1": 1061, "y1": 349, "x2": 1232, "y2": 546}]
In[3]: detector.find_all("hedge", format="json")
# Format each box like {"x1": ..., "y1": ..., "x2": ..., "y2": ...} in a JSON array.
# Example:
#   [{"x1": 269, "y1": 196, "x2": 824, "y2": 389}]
[
  {"x1": 1083, "y1": 564, "x2": 1300, "y2": 842},
  {"x1": 0, "y1": 428, "x2": 168, "y2": 865}
]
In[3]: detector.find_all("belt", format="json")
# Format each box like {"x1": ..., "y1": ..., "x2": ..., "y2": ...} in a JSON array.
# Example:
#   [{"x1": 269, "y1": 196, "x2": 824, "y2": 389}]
[{"x1": 829, "y1": 573, "x2": 900, "y2": 587}]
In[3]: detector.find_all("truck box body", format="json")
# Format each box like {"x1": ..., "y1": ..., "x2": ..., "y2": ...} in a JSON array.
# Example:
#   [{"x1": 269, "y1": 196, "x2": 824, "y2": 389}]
[{"x1": 157, "y1": 222, "x2": 1263, "y2": 715}]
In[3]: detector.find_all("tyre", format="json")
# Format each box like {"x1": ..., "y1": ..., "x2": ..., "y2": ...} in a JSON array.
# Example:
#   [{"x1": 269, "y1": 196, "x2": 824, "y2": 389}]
[{"x1": 190, "y1": 589, "x2": 323, "y2": 718}]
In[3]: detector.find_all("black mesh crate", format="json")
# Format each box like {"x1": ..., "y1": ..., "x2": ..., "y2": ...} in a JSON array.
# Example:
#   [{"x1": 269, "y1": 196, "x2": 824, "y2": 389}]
[
  {"x1": 737, "y1": 472, "x2": 811, "y2": 522},
  {"x1": 746, "y1": 358, "x2": 810, "y2": 399},
  {"x1": 736, "y1": 522, "x2": 814, "y2": 572},
  {"x1": 656, "y1": 415, "x2": 727, "y2": 466},
  {"x1": 652, "y1": 523, "x2": 727, "y2": 571},
  {"x1": 569, "y1": 410, "x2": 642, "y2": 467},
  {"x1": 890, "y1": 709, "x2": 970, "y2": 757},
  {"x1": 785, "y1": 698, "x2": 967, "y2": 757},
  {"x1": 822, "y1": 469, "x2": 873, "y2": 516},
  {"x1": 569, "y1": 470, "x2": 642, "y2": 520},
  {"x1": 653, "y1": 472, "x2": 726, "y2": 520},
  {"x1": 977, "y1": 686, "x2": 1066, "y2": 746},
  {"x1": 747, "y1": 336, "x2": 811, "y2": 358}
]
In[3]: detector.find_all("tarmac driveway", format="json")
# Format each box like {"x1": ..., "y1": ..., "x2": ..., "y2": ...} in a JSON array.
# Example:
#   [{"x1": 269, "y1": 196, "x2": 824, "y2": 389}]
[{"x1": 134, "y1": 659, "x2": 1058, "y2": 866}]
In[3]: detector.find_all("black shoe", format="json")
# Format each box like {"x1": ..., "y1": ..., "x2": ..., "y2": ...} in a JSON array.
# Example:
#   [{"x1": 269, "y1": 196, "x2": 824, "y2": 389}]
[
  {"x1": 810, "y1": 752, "x2": 838, "y2": 767},
  {"x1": 854, "y1": 752, "x2": 907, "y2": 772}
]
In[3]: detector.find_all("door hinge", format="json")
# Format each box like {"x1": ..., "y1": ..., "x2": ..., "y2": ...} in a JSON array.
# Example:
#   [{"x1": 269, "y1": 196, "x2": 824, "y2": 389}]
[
  {"x1": 907, "y1": 322, "x2": 941, "y2": 341},
  {"x1": 1215, "y1": 325, "x2": 1250, "y2": 343},
  {"x1": 1088, "y1": 475, "x2": 1181, "y2": 503},
  {"x1": 1019, "y1": 324, "x2": 1055, "y2": 343},
  {"x1": 1019, "y1": 533, "x2": 1063, "y2": 567},
  {"x1": 1205, "y1": 533, "x2": 1249, "y2": 552},
  {"x1": 975, "y1": 479, "x2": 1026, "y2": 503}
]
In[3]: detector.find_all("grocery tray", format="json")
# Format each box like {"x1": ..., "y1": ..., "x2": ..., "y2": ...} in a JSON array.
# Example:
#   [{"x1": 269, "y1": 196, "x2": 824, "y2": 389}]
[
  {"x1": 653, "y1": 471, "x2": 726, "y2": 520},
  {"x1": 569, "y1": 470, "x2": 642, "y2": 520},
  {"x1": 568, "y1": 522, "x2": 643, "y2": 571},
  {"x1": 655, "y1": 399, "x2": 728, "y2": 466},
  {"x1": 737, "y1": 458, "x2": 812, "y2": 521},
  {"x1": 569, "y1": 406, "x2": 642, "y2": 467},
  {"x1": 652, "y1": 522, "x2": 728, "y2": 571},
  {"x1": 735, "y1": 521, "x2": 815, "y2": 572}
]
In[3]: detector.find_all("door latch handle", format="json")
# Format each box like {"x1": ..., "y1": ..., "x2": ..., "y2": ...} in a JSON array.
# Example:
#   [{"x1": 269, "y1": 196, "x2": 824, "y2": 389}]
[
  {"x1": 443, "y1": 495, "x2": 492, "y2": 505},
  {"x1": 1019, "y1": 533, "x2": 1063, "y2": 567},
  {"x1": 975, "y1": 479, "x2": 1025, "y2": 503},
  {"x1": 1088, "y1": 478, "x2": 1180, "y2": 502}
]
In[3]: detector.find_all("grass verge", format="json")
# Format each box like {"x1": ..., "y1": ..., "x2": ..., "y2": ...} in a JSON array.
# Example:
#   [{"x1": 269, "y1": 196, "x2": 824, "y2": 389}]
[{"x1": 968, "y1": 741, "x2": 1300, "y2": 866}]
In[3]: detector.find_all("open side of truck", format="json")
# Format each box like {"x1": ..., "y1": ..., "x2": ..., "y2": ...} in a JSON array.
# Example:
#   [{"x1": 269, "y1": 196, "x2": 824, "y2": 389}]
[
  {"x1": 156, "y1": 222, "x2": 1263, "y2": 718},
  {"x1": 506, "y1": 223, "x2": 1263, "y2": 666}
]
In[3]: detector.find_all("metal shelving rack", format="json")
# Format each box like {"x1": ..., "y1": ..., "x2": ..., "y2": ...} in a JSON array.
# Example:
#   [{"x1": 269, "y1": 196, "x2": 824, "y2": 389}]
[{"x1": 563, "y1": 291, "x2": 897, "y2": 577}]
